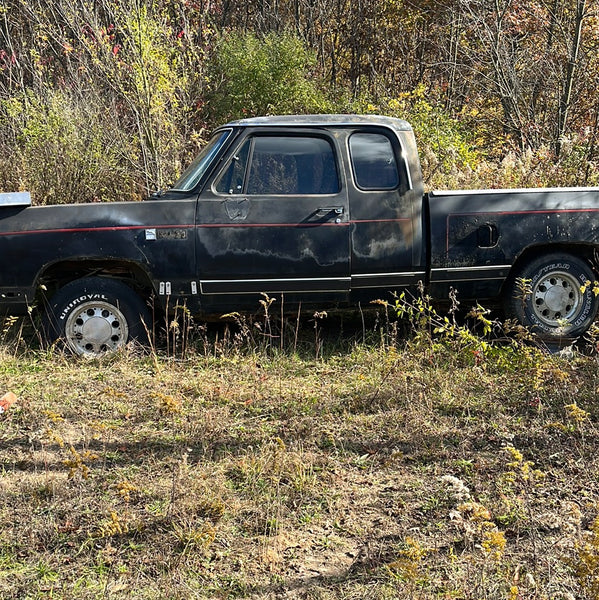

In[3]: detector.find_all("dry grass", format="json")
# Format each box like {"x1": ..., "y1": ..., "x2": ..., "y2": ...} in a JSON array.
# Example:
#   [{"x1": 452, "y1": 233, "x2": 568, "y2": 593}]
[{"x1": 1, "y1": 315, "x2": 599, "y2": 599}]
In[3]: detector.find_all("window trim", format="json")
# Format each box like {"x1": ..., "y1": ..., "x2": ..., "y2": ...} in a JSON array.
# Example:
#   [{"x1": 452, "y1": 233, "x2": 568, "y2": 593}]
[
  {"x1": 213, "y1": 138, "x2": 252, "y2": 195},
  {"x1": 171, "y1": 128, "x2": 233, "y2": 192},
  {"x1": 212, "y1": 132, "x2": 341, "y2": 197},
  {"x1": 348, "y1": 131, "x2": 401, "y2": 192}
]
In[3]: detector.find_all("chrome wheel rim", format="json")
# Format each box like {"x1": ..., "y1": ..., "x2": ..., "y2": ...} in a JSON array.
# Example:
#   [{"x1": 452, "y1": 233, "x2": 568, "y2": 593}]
[
  {"x1": 64, "y1": 301, "x2": 128, "y2": 356},
  {"x1": 531, "y1": 270, "x2": 582, "y2": 327}
]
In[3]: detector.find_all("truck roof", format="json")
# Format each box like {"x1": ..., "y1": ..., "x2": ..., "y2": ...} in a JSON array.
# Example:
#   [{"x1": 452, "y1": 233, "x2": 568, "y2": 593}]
[{"x1": 220, "y1": 114, "x2": 413, "y2": 131}]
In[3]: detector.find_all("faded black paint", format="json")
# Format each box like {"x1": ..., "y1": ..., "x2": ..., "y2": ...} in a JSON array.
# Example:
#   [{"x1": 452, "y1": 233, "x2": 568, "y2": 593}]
[
  {"x1": 1, "y1": 114, "x2": 599, "y2": 318},
  {"x1": 427, "y1": 188, "x2": 599, "y2": 300}
]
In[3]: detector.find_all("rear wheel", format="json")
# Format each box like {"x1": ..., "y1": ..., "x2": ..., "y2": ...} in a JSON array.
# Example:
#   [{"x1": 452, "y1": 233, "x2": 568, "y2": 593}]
[
  {"x1": 43, "y1": 277, "x2": 151, "y2": 357},
  {"x1": 506, "y1": 253, "x2": 598, "y2": 339}
]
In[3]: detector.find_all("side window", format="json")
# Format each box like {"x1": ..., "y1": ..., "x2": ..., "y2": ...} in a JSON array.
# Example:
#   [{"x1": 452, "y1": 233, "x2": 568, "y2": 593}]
[
  {"x1": 247, "y1": 137, "x2": 299, "y2": 194},
  {"x1": 215, "y1": 135, "x2": 340, "y2": 195},
  {"x1": 215, "y1": 140, "x2": 250, "y2": 194},
  {"x1": 349, "y1": 132, "x2": 399, "y2": 190}
]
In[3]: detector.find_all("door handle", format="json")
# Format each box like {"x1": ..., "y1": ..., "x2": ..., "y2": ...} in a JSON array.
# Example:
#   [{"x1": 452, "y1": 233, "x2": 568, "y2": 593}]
[
  {"x1": 477, "y1": 224, "x2": 498, "y2": 248},
  {"x1": 317, "y1": 206, "x2": 344, "y2": 215}
]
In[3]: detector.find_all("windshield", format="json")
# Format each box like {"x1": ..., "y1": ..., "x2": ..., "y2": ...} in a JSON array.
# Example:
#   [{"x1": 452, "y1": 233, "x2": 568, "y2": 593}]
[{"x1": 171, "y1": 129, "x2": 231, "y2": 191}]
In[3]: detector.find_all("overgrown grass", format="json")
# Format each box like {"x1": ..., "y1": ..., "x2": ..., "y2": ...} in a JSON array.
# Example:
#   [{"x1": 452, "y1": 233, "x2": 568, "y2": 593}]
[{"x1": 2, "y1": 309, "x2": 599, "y2": 599}]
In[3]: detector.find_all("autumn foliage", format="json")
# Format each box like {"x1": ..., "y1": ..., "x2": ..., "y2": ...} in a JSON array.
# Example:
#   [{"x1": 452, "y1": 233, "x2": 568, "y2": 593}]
[{"x1": 0, "y1": 0, "x2": 597, "y2": 203}]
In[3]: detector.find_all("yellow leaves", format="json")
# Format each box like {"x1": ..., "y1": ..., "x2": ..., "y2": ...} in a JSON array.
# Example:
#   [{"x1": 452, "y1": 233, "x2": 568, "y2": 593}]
[
  {"x1": 386, "y1": 536, "x2": 432, "y2": 581},
  {"x1": 466, "y1": 304, "x2": 493, "y2": 336},
  {"x1": 580, "y1": 280, "x2": 599, "y2": 296},
  {"x1": 454, "y1": 502, "x2": 506, "y2": 561},
  {"x1": 458, "y1": 501, "x2": 492, "y2": 523},
  {"x1": 195, "y1": 497, "x2": 225, "y2": 523},
  {"x1": 45, "y1": 428, "x2": 65, "y2": 448},
  {"x1": 481, "y1": 528, "x2": 507, "y2": 560},
  {"x1": 116, "y1": 479, "x2": 139, "y2": 503},
  {"x1": 64, "y1": 445, "x2": 98, "y2": 480},
  {"x1": 172, "y1": 520, "x2": 216, "y2": 552},
  {"x1": 94, "y1": 510, "x2": 131, "y2": 538},
  {"x1": 101, "y1": 385, "x2": 128, "y2": 400},
  {"x1": 565, "y1": 402, "x2": 590, "y2": 425},
  {"x1": 506, "y1": 446, "x2": 523, "y2": 465},
  {"x1": 531, "y1": 357, "x2": 571, "y2": 393},
  {"x1": 508, "y1": 585, "x2": 520, "y2": 600},
  {"x1": 546, "y1": 402, "x2": 590, "y2": 433},
  {"x1": 43, "y1": 409, "x2": 64, "y2": 423},
  {"x1": 572, "y1": 515, "x2": 599, "y2": 598},
  {"x1": 120, "y1": 3, "x2": 182, "y2": 103},
  {"x1": 505, "y1": 446, "x2": 545, "y2": 484},
  {"x1": 153, "y1": 391, "x2": 182, "y2": 415},
  {"x1": 1, "y1": 315, "x2": 19, "y2": 339}
]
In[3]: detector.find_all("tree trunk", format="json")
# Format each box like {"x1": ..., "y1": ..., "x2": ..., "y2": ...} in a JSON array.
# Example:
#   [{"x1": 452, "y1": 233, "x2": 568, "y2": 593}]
[{"x1": 555, "y1": 0, "x2": 586, "y2": 156}]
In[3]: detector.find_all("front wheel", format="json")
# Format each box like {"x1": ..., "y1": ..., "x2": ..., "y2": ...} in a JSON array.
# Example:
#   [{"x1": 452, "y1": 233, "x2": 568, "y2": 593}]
[
  {"x1": 43, "y1": 277, "x2": 151, "y2": 357},
  {"x1": 505, "y1": 253, "x2": 599, "y2": 339}
]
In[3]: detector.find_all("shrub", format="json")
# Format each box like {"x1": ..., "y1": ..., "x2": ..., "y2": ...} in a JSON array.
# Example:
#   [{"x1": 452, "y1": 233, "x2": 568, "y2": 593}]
[
  {"x1": 0, "y1": 90, "x2": 140, "y2": 204},
  {"x1": 352, "y1": 88, "x2": 480, "y2": 188},
  {"x1": 205, "y1": 30, "x2": 332, "y2": 123}
]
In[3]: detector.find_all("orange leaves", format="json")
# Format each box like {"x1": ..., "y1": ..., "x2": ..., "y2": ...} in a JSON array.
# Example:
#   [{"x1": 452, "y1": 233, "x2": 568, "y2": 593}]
[{"x1": 0, "y1": 391, "x2": 17, "y2": 414}]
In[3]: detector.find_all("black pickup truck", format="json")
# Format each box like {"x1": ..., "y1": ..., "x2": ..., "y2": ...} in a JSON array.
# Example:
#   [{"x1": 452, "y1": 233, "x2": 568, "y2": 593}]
[{"x1": 1, "y1": 114, "x2": 599, "y2": 355}]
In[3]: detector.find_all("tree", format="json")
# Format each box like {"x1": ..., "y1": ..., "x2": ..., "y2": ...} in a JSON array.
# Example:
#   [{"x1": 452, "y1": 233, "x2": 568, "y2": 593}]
[
  {"x1": 555, "y1": 0, "x2": 588, "y2": 156},
  {"x1": 205, "y1": 30, "x2": 331, "y2": 123}
]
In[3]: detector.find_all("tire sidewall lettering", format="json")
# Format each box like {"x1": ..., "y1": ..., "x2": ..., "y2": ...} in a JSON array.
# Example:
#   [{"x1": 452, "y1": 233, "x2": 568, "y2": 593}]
[
  {"x1": 43, "y1": 277, "x2": 151, "y2": 356},
  {"x1": 58, "y1": 293, "x2": 109, "y2": 321},
  {"x1": 530, "y1": 262, "x2": 570, "y2": 285},
  {"x1": 525, "y1": 260, "x2": 593, "y2": 333}
]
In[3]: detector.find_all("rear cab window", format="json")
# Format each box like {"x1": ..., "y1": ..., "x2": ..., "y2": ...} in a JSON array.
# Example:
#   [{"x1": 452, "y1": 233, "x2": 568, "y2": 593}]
[{"x1": 349, "y1": 132, "x2": 400, "y2": 190}]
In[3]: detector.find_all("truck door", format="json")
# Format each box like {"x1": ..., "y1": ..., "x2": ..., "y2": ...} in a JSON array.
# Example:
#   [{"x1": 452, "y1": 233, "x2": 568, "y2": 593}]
[
  {"x1": 195, "y1": 130, "x2": 350, "y2": 306},
  {"x1": 346, "y1": 128, "x2": 424, "y2": 295}
]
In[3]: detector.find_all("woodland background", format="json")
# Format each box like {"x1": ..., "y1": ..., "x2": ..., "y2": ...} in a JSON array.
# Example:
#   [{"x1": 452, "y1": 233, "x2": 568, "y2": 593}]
[{"x1": 0, "y1": 0, "x2": 597, "y2": 204}]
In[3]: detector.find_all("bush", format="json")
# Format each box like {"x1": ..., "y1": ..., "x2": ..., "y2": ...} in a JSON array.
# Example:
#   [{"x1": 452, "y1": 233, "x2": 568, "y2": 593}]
[
  {"x1": 0, "y1": 1, "x2": 210, "y2": 203},
  {"x1": 355, "y1": 88, "x2": 481, "y2": 189},
  {"x1": 205, "y1": 30, "x2": 332, "y2": 123},
  {"x1": 0, "y1": 90, "x2": 140, "y2": 204}
]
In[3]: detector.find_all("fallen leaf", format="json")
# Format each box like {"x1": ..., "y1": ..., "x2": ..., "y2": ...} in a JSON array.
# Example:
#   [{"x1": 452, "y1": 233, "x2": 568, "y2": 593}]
[{"x1": 0, "y1": 391, "x2": 17, "y2": 414}]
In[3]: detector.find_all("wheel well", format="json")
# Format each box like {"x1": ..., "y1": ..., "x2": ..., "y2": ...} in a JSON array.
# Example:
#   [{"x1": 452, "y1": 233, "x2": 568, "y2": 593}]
[
  {"x1": 37, "y1": 260, "x2": 155, "y2": 300},
  {"x1": 501, "y1": 244, "x2": 599, "y2": 298}
]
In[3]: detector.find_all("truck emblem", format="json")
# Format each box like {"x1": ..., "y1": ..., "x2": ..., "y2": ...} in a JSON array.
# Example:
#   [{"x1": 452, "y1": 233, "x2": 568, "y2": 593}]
[{"x1": 225, "y1": 198, "x2": 249, "y2": 221}]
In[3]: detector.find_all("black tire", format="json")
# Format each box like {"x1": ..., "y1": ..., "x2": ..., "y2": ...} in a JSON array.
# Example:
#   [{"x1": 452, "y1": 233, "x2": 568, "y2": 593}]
[
  {"x1": 43, "y1": 277, "x2": 151, "y2": 357},
  {"x1": 506, "y1": 252, "x2": 599, "y2": 339}
]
